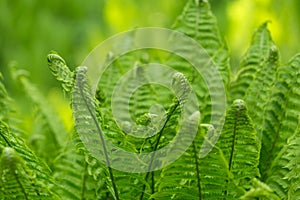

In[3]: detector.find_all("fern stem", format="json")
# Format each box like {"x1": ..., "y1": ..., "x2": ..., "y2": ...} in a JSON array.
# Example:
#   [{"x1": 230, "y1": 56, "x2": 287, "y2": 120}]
[
  {"x1": 192, "y1": 141, "x2": 202, "y2": 200},
  {"x1": 151, "y1": 172, "x2": 155, "y2": 195},
  {"x1": 140, "y1": 172, "x2": 150, "y2": 200},
  {"x1": 140, "y1": 101, "x2": 180, "y2": 200},
  {"x1": 108, "y1": 167, "x2": 119, "y2": 200},
  {"x1": 228, "y1": 108, "x2": 239, "y2": 172}
]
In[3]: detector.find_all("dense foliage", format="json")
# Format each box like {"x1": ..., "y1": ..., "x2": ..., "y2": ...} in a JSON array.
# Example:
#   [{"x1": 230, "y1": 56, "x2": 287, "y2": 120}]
[{"x1": 0, "y1": 0, "x2": 299, "y2": 199}]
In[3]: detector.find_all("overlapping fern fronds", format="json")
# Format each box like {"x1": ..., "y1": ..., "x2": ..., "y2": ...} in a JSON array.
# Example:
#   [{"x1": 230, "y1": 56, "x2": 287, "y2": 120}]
[
  {"x1": 0, "y1": 0, "x2": 300, "y2": 199},
  {"x1": 0, "y1": 121, "x2": 56, "y2": 199}
]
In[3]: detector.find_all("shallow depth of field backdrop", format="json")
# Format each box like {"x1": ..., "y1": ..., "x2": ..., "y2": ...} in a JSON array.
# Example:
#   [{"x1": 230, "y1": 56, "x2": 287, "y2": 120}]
[{"x1": 0, "y1": 0, "x2": 300, "y2": 132}]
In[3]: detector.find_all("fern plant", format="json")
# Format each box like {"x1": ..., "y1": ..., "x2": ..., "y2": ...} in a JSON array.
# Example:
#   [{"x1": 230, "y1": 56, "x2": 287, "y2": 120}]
[{"x1": 0, "y1": 0, "x2": 299, "y2": 199}]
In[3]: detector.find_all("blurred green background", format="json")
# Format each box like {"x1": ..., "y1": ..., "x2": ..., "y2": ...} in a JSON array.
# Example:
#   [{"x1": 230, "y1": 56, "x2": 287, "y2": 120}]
[{"x1": 0, "y1": 0, "x2": 299, "y2": 131}]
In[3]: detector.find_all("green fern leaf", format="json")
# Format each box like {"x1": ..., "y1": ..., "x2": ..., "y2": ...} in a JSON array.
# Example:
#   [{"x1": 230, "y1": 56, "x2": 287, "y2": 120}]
[
  {"x1": 197, "y1": 99, "x2": 260, "y2": 199},
  {"x1": 266, "y1": 116, "x2": 300, "y2": 199},
  {"x1": 244, "y1": 44, "x2": 279, "y2": 132},
  {"x1": 218, "y1": 99, "x2": 261, "y2": 188},
  {"x1": 155, "y1": 99, "x2": 259, "y2": 199},
  {"x1": 0, "y1": 147, "x2": 56, "y2": 200},
  {"x1": 47, "y1": 51, "x2": 74, "y2": 93},
  {"x1": 86, "y1": 151, "x2": 148, "y2": 200},
  {"x1": 164, "y1": 0, "x2": 229, "y2": 125},
  {"x1": 240, "y1": 42, "x2": 280, "y2": 179},
  {"x1": 172, "y1": 0, "x2": 230, "y2": 86},
  {"x1": 72, "y1": 66, "x2": 120, "y2": 199},
  {"x1": 262, "y1": 64, "x2": 300, "y2": 199},
  {"x1": 154, "y1": 125, "x2": 203, "y2": 200},
  {"x1": 0, "y1": 121, "x2": 57, "y2": 199},
  {"x1": 230, "y1": 22, "x2": 275, "y2": 100},
  {"x1": 283, "y1": 134, "x2": 300, "y2": 199},
  {"x1": 260, "y1": 54, "x2": 300, "y2": 181}
]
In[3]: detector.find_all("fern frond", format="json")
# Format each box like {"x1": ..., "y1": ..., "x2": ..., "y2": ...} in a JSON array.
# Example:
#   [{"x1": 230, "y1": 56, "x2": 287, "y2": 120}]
[
  {"x1": 172, "y1": 0, "x2": 230, "y2": 86},
  {"x1": 0, "y1": 121, "x2": 56, "y2": 199},
  {"x1": 244, "y1": 44, "x2": 279, "y2": 134},
  {"x1": 0, "y1": 147, "x2": 56, "y2": 200},
  {"x1": 156, "y1": 129, "x2": 238, "y2": 200},
  {"x1": 260, "y1": 54, "x2": 300, "y2": 180},
  {"x1": 196, "y1": 99, "x2": 260, "y2": 199},
  {"x1": 155, "y1": 99, "x2": 259, "y2": 199},
  {"x1": 166, "y1": 0, "x2": 229, "y2": 124},
  {"x1": 139, "y1": 72, "x2": 197, "y2": 199},
  {"x1": 238, "y1": 41, "x2": 280, "y2": 179},
  {"x1": 95, "y1": 49, "x2": 176, "y2": 152},
  {"x1": 230, "y1": 22, "x2": 274, "y2": 100},
  {"x1": 47, "y1": 51, "x2": 74, "y2": 93},
  {"x1": 283, "y1": 135, "x2": 300, "y2": 199},
  {"x1": 72, "y1": 66, "x2": 120, "y2": 199},
  {"x1": 266, "y1": 115, "x2": 300, "y2": 199},
  {"x1": 217, "y1": 99, "x2": 261, "y2": 188},
  {"x1": 85, "y1": 151, "x2": 148, "y2": 200},
  {"x1": 154, "y1": 126, "x2": 202, "y2": 199}
]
